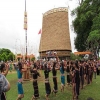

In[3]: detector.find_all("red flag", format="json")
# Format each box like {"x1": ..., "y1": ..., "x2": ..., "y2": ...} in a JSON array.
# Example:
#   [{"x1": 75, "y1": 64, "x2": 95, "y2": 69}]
[{"x1": 38, "y1": 29, "x2": 42, "y2": 34}]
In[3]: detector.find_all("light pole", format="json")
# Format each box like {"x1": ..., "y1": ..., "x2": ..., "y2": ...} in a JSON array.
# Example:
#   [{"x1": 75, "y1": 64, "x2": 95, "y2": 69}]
[{"x1": 24, "y1": 0, "x2": 28, "y2": 60}]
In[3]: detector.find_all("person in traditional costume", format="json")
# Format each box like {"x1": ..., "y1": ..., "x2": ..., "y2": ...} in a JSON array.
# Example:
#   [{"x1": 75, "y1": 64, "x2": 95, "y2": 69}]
[
  {"x1": 71, "y1": 62, "x2": 76, "y2": 100},
  {"x1": 93, "y1": 61, "x2": 97, "y2": 79},
  {"x1": 66, "y1": 61, "x2": 70, "y2": 86},
  {"x1": 79, "y1": 61, "x2": 84, "y2": 89},
  {"x1": 75, "y1": 62, "x2": 80, "y2": 100},
  {"x1": 96, "y1": 60, "x2": 100, "y2": 75},
  {"x1": 86, "y1": 62, "x2": 90, "y2": 84},
  {"x1": 30, "y1": 63, "x2": 40, "y2": 100},
  {"x1": 44, "y1": 64, "x2": 51, "y2": 100},
  {"x1": 89, "y1": 62, "x2": 93, "y2": 83},
  {"x1": 51, "y1": 61, "x2": 59, "y2": 95},
  {"x1": 16, "y1": 62, "x2": 27, "y2": 100},
  {"x1": 60, "y1": 61, "x2": 65, "y2": 92}
]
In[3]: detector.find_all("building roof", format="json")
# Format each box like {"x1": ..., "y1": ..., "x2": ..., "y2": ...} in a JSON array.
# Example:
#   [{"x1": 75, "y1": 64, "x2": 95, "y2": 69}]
[
  {"x1": 39, "y1": 7, "x2": 71, "y2": 52},
  {"x1": 74, "y1": 51, "x2": 92, "y2": 55},
  {"x1": 16, "y1": 54, "x2": 35, "y2": 58}
]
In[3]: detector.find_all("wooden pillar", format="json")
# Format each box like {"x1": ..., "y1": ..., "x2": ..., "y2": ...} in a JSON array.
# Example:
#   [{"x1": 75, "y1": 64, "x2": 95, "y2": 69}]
[{"x1": 23, "y1": 63, "x2": 30, "y2": 81}]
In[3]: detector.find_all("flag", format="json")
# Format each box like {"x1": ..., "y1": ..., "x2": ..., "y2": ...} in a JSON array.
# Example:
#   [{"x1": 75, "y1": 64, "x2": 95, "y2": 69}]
[{"x1": 38, "y1": 29, "x2": 42, "y2": 34}]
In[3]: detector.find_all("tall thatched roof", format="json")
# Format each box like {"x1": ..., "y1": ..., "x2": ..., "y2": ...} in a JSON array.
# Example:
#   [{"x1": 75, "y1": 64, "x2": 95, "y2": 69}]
[{"x1": 39, "y1": 7, "x2": 71, "y2": 52}]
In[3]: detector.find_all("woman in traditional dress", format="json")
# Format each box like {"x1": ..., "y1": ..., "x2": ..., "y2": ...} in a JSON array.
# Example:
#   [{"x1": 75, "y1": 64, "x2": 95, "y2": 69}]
[
  {"x1": 70, "y1": 61, "x2": 74, "y2": 85},
  {"x1": 51, "y1": 61, "x2": 59, "y2": 95},
  {"x1": 30, "y1": 63, "x2": 40, "y2": 100},
  {"x1": 75, "y1": 62, "x2": 80, "y2": 100},
  {"x1": 93, "y1": 61, "x2": 97, "y2": 79},
  {"x1": 86, "y1": 62, "x2": 90, "y2": 84},
  {"x1": 71, "y1": 62, "x2": 80, "y2": 100},
  {"x1": 66, "y1": 61, "x2": 70, "y2": 85},
  {"x1": 44, "y1": 64, "x2": 51, "y2": 100},
  {"x1": 60, "y1": 61, "x2": 65, "y2": 92},
  {"x1": 89, "y1": 62, "x2": 93, "y2": 84},
  {"x1": 83, "y1": 61, "x2": 87, "y2": 86},
  {"x1": 16, "y1": 62, "x2": 26, "y2": 100},
  {"x1": 71, "y1": 62, "x2": 76, "y2": 100},
  {"x1": 79, "y1": 61, "x2": 84, "y2": 89}
]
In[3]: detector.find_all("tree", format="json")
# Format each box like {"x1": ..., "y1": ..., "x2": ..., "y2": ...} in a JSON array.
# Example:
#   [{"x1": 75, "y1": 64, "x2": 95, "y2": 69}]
[
  {"x1": 7, "y1": 52, "x2": 15, "y2": 61},
  {"x1": 0, "y1": 48, "x2": 15, "y2": 61},
  {"x1": 70, "y1": 53, "x2": 82, "y2": 60},
  {"x1": 77, "y1": 0, "x2": 84, "y2": 5},
  {"x1": 0, "y1": 53, "x2": 7, "y2": 61},
  {"x1": 87, "y1": 13, "x2": 100, "y2": 56},
  {"x1": 87, "y1": 30, "x2": 100, "y2": 49},
  {"x1": 0, "y1": 48, "x2": 11, "y2": 55},
  {"x1": 72, "y1": 0, "x2": 100, "y2": 51}
]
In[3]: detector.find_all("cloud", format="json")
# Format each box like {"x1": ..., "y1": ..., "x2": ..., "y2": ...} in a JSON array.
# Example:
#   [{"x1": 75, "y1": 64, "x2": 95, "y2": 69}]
[{"x1": 0, "y1": 0, "x2": 78, "y2": 57}]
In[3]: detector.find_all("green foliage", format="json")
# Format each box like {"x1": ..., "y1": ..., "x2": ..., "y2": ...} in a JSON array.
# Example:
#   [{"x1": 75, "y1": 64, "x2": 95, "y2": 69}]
[
  {"x1": 0, "y1": 52, "x2": 7, "y2": 61},
  {"x1": 87, "y1": 14, "x2": 100, "y2": 52},
  {"x1": 87, "y1": 30, "x2": 100, "y2": 43},
  {"x1": 31, "y1": 57, "x2": 35, "y2": 61},
  {"x1": 0, "y1": 48, "x2": 15, "y2": 61},
  {"x1": 91, "y1": 13, "x2": 100, "y2": 30},
  {"x1": 0, "y1": 48, "x2": 11, "y2": 55},
  {"x1": 72, "y1": 0, "x2": 100, "y2": 51},
  {"x1": 7, "y1": 52, "x2": 15, "y2": 61},
  {"x1": 70, "y1": 53, "x2": 82, "y2": 60}
]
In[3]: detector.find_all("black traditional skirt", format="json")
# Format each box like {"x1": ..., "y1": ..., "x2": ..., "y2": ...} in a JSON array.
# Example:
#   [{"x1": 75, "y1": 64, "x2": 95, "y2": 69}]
[
  {"x1": 76, "y1": 83, "x2": 80, "y2": 96},
  {"x1": 1, "y1": 92, "x2": 6, "y2": 100},
  {"x1": 80, "y1": 75, "x2": 84, "y2": 85},
  {"x1": 33, "y1": 80, "x2": 39, "y2": 98},
  {"x1": 45, "y1": 82, "x2": 51, "y2": 95},
  {"x1": 67, "y1": 74, "x2": 70, "y2": 83},
  {"x1": 53, "y1": 77, "x2": 58, "y2": 93}
]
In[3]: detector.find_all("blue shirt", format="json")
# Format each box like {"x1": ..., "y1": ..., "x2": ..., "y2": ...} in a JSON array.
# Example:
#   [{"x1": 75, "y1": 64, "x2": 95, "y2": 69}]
[
  {"x1": 17, "y1": 69, "x2": 22, "y2": 79},
  {"x1": 60, "y1": 67, "x2": 64, "y2": 74}
]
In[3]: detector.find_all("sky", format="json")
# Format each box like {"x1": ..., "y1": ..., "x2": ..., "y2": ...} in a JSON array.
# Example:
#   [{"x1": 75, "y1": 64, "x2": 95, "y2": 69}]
[{"x1": 0, "y1": 0, "x2": 79, "y2": 57}]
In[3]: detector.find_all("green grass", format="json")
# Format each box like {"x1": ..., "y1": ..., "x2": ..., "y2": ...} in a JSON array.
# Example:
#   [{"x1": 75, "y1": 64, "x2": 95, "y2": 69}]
[{"x1": 6, "y1": 71, "x2": 100, "y2": 100}]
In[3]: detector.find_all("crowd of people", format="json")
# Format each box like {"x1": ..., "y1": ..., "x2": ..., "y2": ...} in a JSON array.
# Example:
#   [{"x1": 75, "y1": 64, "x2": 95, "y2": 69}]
[
  {"x1": 16, "y1": 54, "x2": 100, "y2": 100},
  {"x1": 0, "y1": 54, "x2": 100, "y2": 100}
]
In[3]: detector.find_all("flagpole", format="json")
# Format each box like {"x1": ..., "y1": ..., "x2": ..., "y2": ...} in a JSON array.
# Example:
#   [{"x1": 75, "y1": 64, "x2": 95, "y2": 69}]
[
  {"x1": 23, "y1": 0, "x2": 30, "y2": 81},
  {"x1": 24, "y1": 0, "x2": 27, "y2": 60},
  {"x1": 25, "y1": 0, "x2": 26, "y2": 11}
]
